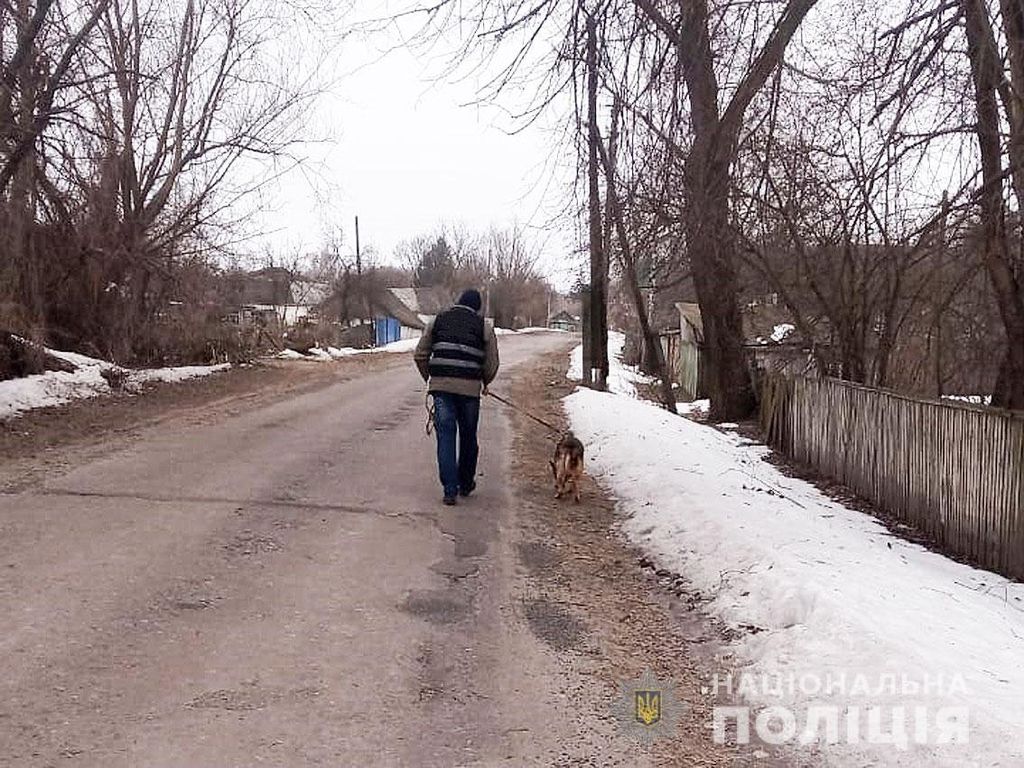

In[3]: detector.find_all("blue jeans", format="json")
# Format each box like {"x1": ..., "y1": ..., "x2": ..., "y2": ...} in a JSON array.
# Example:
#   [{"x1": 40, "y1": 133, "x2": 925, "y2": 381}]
[{"x1": 432, "y1": 392, "x2": 480, "y2": 498}]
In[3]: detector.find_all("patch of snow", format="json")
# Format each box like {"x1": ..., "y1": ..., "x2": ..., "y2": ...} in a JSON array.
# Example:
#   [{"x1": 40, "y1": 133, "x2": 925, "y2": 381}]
[
  {"x1": 495, "y1": 326, "x2": 562, "y2": 335},
  {"x1": 563, "y1": 387, "x2": 1024, "y2": 766},
  {"x1": 567, "y1": 332, "x2": 653, "y2": 398},
  {"x1": 276, "y1": 349, "x2": 306, "y2": 360},
  {"x1": 943, "y1": 394, "x2": 993, "y2": 406},
  {"x1": 301, "y1": 337, "x2": 421, "y2": 360},
  {"x1": 567, "y1": 343, "x2": 583, "y2": 381},
  {"x1": 0, "y1": 367, "x2": 110, "y2": 419},
  {"x1": 45, "y1": 348, "x2": 108, "y2": 368},
  {"x1": 130, "y1": 363, "x2": 231, "y2": 385},
  {"x1": 320, "y1": 346, "x2": 370, "y2": 358},
  {"x1": 771, "y1": 323, "x2": 795, "y2": 342},
  {"x1": 677, "y1": 398, "x2": 710, "y2": 416},
  {"x1": 305, "y1": 347, "x2": 335, "y2": 361},
  {"x1": 1, "y1": 346, "x2": 229, "y2": 420},
  {"x1": 375, "y1": 337, "x2": 420, "y2": 353}
]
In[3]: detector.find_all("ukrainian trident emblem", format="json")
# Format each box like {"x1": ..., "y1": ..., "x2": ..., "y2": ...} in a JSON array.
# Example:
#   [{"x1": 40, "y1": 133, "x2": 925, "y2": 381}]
[
  {"x1": 614, "y1": 669, "x2": 683, "y2": 745},
  {"x1": 635, "y1": 689, "x2": 662, "y2": 726}
]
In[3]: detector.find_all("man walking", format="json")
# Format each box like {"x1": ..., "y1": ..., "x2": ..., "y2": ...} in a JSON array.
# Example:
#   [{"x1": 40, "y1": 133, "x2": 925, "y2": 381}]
[{"x1": 414, "y1": 289, "x2": 500, "y2": 505}]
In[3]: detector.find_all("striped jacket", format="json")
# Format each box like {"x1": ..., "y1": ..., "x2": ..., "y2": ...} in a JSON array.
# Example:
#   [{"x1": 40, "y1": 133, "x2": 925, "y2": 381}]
[{"x1": 414, "y1": 305, "x2": 500, "y2": 397}]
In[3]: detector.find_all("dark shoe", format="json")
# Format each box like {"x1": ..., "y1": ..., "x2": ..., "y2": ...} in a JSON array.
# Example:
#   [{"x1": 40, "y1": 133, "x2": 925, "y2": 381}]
[
  {"x1": 459, "y1": 481, "x2": 476, "y2": 497},
  {"x1": 443, "y1": 495, "x2": 458, "y2": 506}
]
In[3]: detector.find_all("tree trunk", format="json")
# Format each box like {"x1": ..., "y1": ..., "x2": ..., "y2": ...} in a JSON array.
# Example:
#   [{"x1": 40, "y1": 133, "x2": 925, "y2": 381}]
[
  {"x1": 586, "y1": 13, "x2": 608, "y2": 390},
  {"x1": 963, "y1": 0, "x2": 1024, "y2": 409},
  {"x1": 595, "y1": 134, "x2": 677, "y2": 412},
  {"x1": 684, "y1": 151, "x2": 756, "y2": 421},
  {"x1": 634, "y1": 0, "x2": 816, "y2": 421}
]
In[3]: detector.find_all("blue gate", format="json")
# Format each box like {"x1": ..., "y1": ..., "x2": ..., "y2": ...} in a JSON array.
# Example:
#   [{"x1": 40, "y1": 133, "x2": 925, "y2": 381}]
[{"x1": 374, "y1": 316, "x2": 401, "y2": 346}]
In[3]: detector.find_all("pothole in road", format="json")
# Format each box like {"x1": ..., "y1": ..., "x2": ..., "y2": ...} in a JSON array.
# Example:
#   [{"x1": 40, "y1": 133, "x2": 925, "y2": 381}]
[
  {"x1": 400, "y1": 590, "x2": 471, "y2": 625},
  {"x1": 188, "y1": 688, "x2": 267, "y2": 711},
  {"x1": 186, "y1": 685, "x2": 322, "y2": 712},
  {"x1": 516, "y1": 541, "x2": 563, "y2": 575},
  {"x1": 522, "y1": 597, "x2": 587, "y2": 652},
  {"x1": 223, "y1": 531, "x2": 281, "y2": 556},
  {"x1": 160, "y1": 580, "x2": 221, "y2": 613},
  {"x1": 169, "y1": 597, "x2": 214, "y2": 611},
  {"x1": 414, "y1": 644, "x2": 449, "y2": 703},
  {"x1": 431, "y1": 557, "x2": 480, "y2": 581}
]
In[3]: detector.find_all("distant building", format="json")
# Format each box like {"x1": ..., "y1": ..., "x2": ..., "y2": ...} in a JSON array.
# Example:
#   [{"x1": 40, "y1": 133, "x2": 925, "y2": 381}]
[
  {"x1": 371, "y1": 286, "x2": 454, "y2": 345},
  {"x1": 654, "y1": 300, "x2": 828, "y2": 403},
  {"x1": 548, "y1": 310, "x2": 580, "y2": 332},
  {"x1": 226, "y1": 267, "x2": 331, "y2": 328},
  {"x1": 658, "y1": 302, "x2": 705, "y2": 403}
]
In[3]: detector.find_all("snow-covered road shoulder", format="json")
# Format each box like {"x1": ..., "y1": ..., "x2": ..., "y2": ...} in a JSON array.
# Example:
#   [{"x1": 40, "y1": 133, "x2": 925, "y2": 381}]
[
  {"x1": 564, "y1": 371, "x2": 1024, "y2": 766},
  {"x1": 1, "y1": 347, "x2": 230, "y2": 420}
]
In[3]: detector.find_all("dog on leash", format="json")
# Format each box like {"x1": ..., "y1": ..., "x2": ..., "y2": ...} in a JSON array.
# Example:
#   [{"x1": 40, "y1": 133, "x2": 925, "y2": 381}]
[{"x1": 550, "y1": 432, "x2": 585, "y2": 503}]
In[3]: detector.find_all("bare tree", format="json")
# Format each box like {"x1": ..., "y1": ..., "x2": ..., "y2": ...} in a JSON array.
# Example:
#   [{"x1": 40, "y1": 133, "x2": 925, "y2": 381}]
[
  {"x1": 959, "y1": 0, "x2": 1024, "y2": 408},
  {"x1": 629, "y1": 0, "x2": 819, "y2": 420},
  {"x1": 387, "y1": 0, "x2": 820, "y2": 418},
  {"x1": 2, "y1": 0, "x2": 327, "y2": 362}
]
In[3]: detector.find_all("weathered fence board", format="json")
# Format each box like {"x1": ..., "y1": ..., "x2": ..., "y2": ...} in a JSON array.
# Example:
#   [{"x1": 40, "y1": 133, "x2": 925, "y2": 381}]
[{"x1": 761, "y1": 375, "x2": 1024, "y2": 580}]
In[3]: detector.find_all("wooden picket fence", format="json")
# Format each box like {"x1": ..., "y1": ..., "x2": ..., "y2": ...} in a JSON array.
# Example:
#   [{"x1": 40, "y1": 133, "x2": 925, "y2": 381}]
[{"x1": 760, "y1": 374, "x2": 1024, "y2": 580}]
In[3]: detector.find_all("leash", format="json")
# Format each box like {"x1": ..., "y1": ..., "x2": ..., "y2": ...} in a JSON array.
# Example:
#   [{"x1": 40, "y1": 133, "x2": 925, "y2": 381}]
[
  {"x1": 485, "y1": 389, "x2": 564, "y2": 436},
  {"x1": 423, "y1": 389, "x2": 563, "y2": 438}
]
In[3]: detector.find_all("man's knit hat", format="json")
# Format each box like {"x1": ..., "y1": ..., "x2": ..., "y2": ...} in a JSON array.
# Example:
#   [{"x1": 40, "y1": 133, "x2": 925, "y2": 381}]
[{"x1": 457, "y1": 289, "x2": 482, "y2": 312}]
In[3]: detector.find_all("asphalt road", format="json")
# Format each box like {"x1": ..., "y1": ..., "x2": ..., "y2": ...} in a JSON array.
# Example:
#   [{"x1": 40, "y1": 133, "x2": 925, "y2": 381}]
[{"x1": 0, "y1": 332, "x2": 626, "y2": 767}]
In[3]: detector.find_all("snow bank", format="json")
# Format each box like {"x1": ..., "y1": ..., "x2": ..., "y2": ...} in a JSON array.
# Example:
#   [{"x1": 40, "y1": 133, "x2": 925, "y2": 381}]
[
  {"x1": 131, "y1": 363, "x2": 230, "y2": 385},
  {"x1": 943, "y1": 394, "x2": 993, "y2": 407},
  {"x1": 0, "y1": 346, "x2": 229, "y2": 420},
  {"x1": 677, "y1": 398, "x2": 710, "y2": 417},
  {"x1": 495, "y1": 326, "x2": 563, "y2": 336},
  {"x1": 278, "y1": 337, "x2": 421, "y2": 362},
  {"x1": 0, "y1": 367, "x2": 111, "y2": 420},
  {"x1": 374, "y1": 337, "x2": 421, "y2": 353},
  {"x1": 564, "y1": 359, "x2": 1024, "y2": 766},
  {"x1": 567, "y1": 332, "x2": 653, "y2": 398},
  {"x1": 771, "y1": 322, "x2": 796, "y2": 342},
  {"x1": 300, "y1": 329, "x2": 558, "y2": 360}
]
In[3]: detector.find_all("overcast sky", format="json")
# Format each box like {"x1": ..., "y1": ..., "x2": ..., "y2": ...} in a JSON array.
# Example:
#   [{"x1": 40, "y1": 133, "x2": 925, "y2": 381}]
[{"x1": 247, "y1": 7, "x2": 583, "y2": 290}]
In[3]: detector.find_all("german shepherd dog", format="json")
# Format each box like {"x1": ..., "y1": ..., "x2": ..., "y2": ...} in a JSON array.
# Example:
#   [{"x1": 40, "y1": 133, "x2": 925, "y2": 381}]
[{"x1": 550, "y1": 432, "x2": 585, "y2": 503}]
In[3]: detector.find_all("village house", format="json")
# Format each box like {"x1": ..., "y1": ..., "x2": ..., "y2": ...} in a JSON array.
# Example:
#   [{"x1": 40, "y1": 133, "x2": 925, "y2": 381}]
[
  {"x1": 225, "y1": 267, "x2": 331, "y2": 329},
  {"x1": 370, "y1": 286, "x2": 454, "y2": 345},
  {"x1": 547, "y1": 309, "x2": 580, "y2": 332}
]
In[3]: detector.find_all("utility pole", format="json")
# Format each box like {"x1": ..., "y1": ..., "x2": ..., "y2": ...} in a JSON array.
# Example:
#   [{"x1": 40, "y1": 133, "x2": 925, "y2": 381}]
[
  {"x1": 354, "y1": 215, "x2": 362, "y2": 275},
  {"x1": 581, "y1": 285, "x2": 593, "y2": 386},
  {"x1": 586, "y1": 12, "x2": 608, "y2": 389},
  {"x1": 484, "y1": 246, "x2": 492, "y2": 318}
]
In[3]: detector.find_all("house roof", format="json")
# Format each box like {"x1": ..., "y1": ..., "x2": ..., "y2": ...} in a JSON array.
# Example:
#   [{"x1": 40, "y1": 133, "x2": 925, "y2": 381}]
[
  {"x1": 291, "y1": 279, "x2": 331, "y2": 307},
  {"x1": 239, "y1": 269, "x2": 292, "y2": 306},
  {"x1": 236, "y1": 269, "x2": 331, "y2": 308},
  {"x1": 549, "y1": 310, "x2": 578, "y2": 323},
  {"x1": 389, "y1": 287, "x2": 452, "y2": 317},
  {"x1": 376, "y1": 286, "x2": 455, "y2": 329}
]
